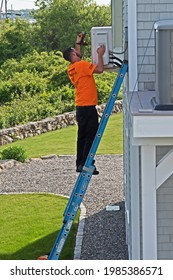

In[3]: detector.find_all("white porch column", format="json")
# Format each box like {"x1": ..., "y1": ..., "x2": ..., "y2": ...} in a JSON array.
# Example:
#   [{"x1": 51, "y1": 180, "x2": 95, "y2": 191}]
[
  {"x1": 141, "y1": 145, "x2": 157, "y2": 259},
  {"x1": 130, "y1": 145, "x2": 140, "y2": 259}
]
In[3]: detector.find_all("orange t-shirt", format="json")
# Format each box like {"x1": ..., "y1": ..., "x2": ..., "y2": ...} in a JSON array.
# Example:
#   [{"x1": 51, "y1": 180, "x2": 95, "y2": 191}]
[{"x1": 68, "y1": 60, "x2": 98, "y2": 106}]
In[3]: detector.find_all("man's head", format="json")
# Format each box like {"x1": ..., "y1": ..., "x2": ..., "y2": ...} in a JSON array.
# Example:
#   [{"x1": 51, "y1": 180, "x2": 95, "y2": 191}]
[{"x1": 63, "y1": 47, "x2": 81, "y2": 63}]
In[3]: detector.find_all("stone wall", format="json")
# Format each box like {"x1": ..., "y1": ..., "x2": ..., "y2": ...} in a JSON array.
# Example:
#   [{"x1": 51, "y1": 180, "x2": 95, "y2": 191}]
[{"x1": 0, "y1": 101, "x2": 122, "y2": 146}]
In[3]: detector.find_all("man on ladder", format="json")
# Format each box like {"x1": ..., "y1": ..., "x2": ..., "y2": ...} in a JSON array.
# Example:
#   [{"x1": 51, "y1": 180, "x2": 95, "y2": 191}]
[
  {"x1": 38, "y1": 32, "x2": 128, "y2": 260},
  {"x1": 63, "y1": 33, "x2": 106, "y2": 175}
]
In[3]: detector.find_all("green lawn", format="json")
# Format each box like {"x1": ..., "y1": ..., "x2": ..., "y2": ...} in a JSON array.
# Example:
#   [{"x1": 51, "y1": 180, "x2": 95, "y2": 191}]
[
  {"x1": 0, "y1": 113, "x2": 123, "y2": 158},
  {"x1": 0, "y1": 193, "x2": 79, "y2": 260}
]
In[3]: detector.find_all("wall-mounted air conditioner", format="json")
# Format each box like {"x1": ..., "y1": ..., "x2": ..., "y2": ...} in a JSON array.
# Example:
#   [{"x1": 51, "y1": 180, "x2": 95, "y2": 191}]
[
  {"x1": 91, "y1": 26, "x2": 113, "y2": 69},
  {"x1": 91, "y1": 0, "x2": 124, "y2": 71}
]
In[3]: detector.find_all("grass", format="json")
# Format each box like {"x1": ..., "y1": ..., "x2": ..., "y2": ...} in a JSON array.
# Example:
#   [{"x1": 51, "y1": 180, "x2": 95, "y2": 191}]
[
  {"x1": 98, "y1": 113, "x2": 123, "y2": 154},
  {"x1": 0, "y1": 193, "x2": 79, "y2": 260},
  {"x1": 0, "y1": 113, "x2": 123, "y2": 158}
]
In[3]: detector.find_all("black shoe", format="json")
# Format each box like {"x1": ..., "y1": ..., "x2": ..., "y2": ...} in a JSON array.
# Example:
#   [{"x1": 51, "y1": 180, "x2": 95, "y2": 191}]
[
  {"x1": 76, "y1": 164, "x2": 99, "y2": 175},
  {"x1": 76, "y1": 164, "x2": 83, "y2": 172},
  {"x1": 93, "y1": 167, "x2": 99, "y2": 175}
]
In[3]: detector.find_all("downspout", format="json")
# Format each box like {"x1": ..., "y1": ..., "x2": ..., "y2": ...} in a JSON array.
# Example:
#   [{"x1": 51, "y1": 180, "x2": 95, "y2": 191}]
[{"x1": 128, "y1": 0, "x2": 138, "y2": 91}]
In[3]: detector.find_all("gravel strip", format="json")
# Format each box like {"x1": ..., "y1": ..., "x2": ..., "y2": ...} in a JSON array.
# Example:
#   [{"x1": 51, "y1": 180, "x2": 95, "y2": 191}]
[{"x1": 0, "y1": 155, "x2": 128, "y2": 260}]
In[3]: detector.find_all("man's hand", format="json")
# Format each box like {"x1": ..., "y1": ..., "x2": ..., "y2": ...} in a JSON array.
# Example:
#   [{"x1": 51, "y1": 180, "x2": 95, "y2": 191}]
[
  {"x1": 97, "y1": 44, "x2": 106, "y2": 56},
  {"x1": 94, "y1": 44, "x2": 106, "y2": 74},
  {"x1": 76, "y1": 34, "x2": 83, "y2": 44},
  {"x1": 76, "y1": 32, "x2": 87, "y2": 45}
]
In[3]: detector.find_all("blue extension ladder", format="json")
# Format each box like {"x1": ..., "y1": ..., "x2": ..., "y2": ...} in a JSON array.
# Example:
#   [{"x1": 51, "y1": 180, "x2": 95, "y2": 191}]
[{"x1": 48, "y1": 60, "x2": 128, "y2": 260}]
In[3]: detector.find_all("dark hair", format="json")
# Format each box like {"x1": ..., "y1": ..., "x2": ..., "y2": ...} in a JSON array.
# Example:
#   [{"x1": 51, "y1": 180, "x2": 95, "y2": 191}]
[{"x1": 63, "y1": 47, "x2": 73, "y2": 62}]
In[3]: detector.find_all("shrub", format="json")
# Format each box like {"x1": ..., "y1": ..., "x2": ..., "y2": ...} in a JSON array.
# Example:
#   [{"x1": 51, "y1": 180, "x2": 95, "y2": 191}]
[
  {"x1": 0, "y1": 51, "x2": 121, "y2": 129},
  {"x1": 0, "y1": 146, "x2": 27, "y2": 162}
]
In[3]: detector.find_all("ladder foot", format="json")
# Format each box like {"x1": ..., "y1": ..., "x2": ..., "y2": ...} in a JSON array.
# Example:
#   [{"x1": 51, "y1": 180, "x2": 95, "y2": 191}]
[{"x1": 37, "y1": 255, "x2": 49, "y2": 260}]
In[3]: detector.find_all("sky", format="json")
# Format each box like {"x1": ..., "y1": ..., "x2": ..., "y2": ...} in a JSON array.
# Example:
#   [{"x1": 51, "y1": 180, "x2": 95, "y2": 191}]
[{"x1": 5, "y1": 0, "x2": 111, "y2": 10}]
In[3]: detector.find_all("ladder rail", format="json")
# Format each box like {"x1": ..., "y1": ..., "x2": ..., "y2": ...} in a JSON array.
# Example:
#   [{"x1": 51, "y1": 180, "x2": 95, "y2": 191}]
[
  {"x1": 48, "y1": 61, "x2": 128, "y2": 260},
  {"x1": 48, "y1": 170, "x2": 93, "y2": 259}
]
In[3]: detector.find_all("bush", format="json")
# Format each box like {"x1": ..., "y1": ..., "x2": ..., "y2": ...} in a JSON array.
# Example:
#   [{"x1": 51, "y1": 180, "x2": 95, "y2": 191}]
[
  {"x1": 0, "y1": 146, "x2": 27, "y2": 162},
  {"x1": 0, "y1": 51, "x2": 121, "y2": 129}
]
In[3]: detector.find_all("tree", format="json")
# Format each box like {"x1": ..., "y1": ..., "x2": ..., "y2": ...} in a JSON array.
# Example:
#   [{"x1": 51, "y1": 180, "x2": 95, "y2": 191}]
[
  {"x1": 0, "y1": 0, "x2": 113, "y2": 129},
  {"x1": 0, "y1": 1, "x2": 111, "y2": 64},
  {"x1": 0, "y1": 19, "x2": 36, "y2": 65},
  {"x1": 34, "y1": 0, "x2": 111, "y2": 52}
]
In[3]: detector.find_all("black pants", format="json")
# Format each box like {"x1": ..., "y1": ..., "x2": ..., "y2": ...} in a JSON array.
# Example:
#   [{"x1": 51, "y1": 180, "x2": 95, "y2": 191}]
[{"x1": 76, "y1": 106, "x2": 99, "y2": 167}]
